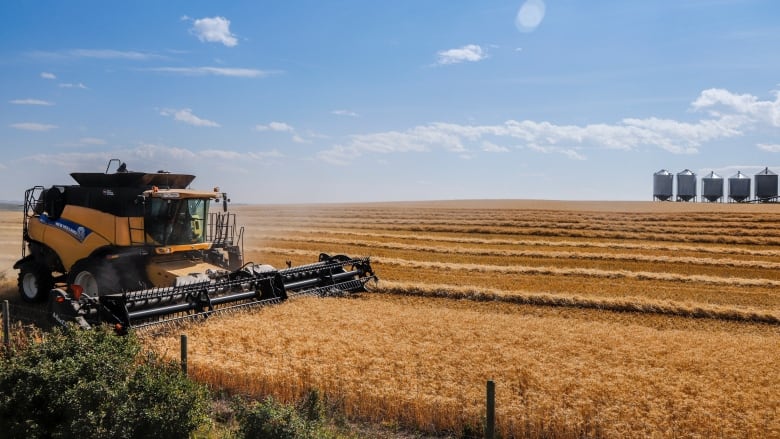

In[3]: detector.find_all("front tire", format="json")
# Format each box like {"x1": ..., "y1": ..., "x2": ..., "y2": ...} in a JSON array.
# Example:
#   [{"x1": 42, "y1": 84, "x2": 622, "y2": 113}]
[
  {"x1": 18, "y1": 262, "x2": 54, "y2": 303},
  {"x1": 68, "y1": 258, "x2": 120, "y2": 298}
]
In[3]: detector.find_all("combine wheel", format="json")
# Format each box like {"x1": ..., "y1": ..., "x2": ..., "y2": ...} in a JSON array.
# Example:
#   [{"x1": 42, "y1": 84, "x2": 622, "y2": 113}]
[
  {"x1": 68, "y1": 258, "x2": 120, "y2": 298},
  {"x1": 17, "y1": 262, "x2": 53, "y2": 302}
]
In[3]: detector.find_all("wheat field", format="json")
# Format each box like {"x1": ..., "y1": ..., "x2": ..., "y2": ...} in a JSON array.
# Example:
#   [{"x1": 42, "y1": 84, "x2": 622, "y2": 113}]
[
  {"x1": 0, "y1": 201, "x2": 778, "y2": 437},
  {"x1": 149, "y1": 201, "x2": 780, "y2": 438}
]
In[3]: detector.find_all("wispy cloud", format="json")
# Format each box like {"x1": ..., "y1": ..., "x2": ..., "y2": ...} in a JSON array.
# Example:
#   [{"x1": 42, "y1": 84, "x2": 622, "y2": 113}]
[
  {"x1": 11, "y1": 122, "x2": 58, "y2": 132},
  {"x1": 57, "y1": 137, "x2": 109, "y2": 148},
  {"x1": 436, "y1": 44, "x2": 487, "y2": 65},
  {"x1": 189, "y1": 16, "x2": 238, "y2": 47},
  {"x1": 147, "y1": 67, "x2": 273, "y2": 78},
  {"x1": 201, "y1": 149, "x2": 283, "y2": 160},
  {"x1": 318, "y1": 87, "x2": 778, "y2": 165},
  {"x1": 481, "y1": 141, "x2": 510, "y2": 153},
  {"x1": 160, "y1": 108, "x2": 220, "y2": 127},
  {"x1": 79, "y1": 137, "x2": 107, "y2": 145},
  {"x1": 254, "y1": 121, "x2": 311, "y2": 143},
  {"x1": 29, "y1": 49, "x2": 160, "y2": 61},
  {"x1": 255, "y1": 122, "x2": 294, "y2": 132},
  {"x1": 9, "y1": 99, "x2": 54, "y2": 106},
  {"x1": 59, "y1": 83, "x2": 88, "y2": 89},
  {"x1": 331, "y1": 109, "x2": 359, "y2": 117},
  {"x1": 527, "y1": 144, "x2": 586, "y2": 160},
  {"x1": 68, "y1": 49, "x2": 159, "y2": 60},
  {"x1": 40, "y1": 72, "x2": 56, "y2": 80},
  {"x1": 758, "y1": 143, "x2": 780, "y2": 152}
]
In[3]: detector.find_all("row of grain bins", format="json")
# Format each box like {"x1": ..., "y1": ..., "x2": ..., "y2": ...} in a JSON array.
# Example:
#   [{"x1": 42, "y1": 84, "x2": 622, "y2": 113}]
[{"x1": 653, "y1": 168, "x2": 779, "y2": 202}]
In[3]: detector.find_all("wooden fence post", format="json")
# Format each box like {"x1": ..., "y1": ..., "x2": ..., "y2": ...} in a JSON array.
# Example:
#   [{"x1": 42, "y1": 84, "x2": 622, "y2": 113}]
[
  {"x1": 486, "y1": 380, "x2": 495, "y2": 439},
  {"x1": 180, "y1": 334, "x2": 188, "y2": 375},
  {"x1": 3, "y1": 300, "x2": 9, "y2": 348}
]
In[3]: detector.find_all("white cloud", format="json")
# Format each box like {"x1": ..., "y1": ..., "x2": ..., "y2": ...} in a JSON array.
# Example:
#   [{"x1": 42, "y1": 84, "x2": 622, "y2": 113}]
[
  {"x1": 40, "y1": 72, "x2": 56, "y2": 80},
  {"x1": 515, "y1": 0, "x2": 546, "y2": 33},
  {"x1": 79, "y1": 137, "x2": 107, "y2": 145},
  {"x1": 190, "y1": 16, "x2": 238, "y2": 47},
  {"x1": 692, "y1": 88, "x2": 780, "y2": 126},
  {"x1": 9, "y1": 99, "x2": 54, "y2": 106},
  {"x1": 147, "y1": 67, "x2": 273, "y2": 78},
  {"x1": 11, "y1": 122, "x2": 58, "y2": 131},
  {"x1": 436, "y1": 44, "x2": 487, "y2": 65},
  {"x1": 255, "y1": 122, "x2": 294, "y2": 132},
  {"x1": 528, "y1": 144, "x2": 586, "y2": 160},
  {"x1": 59, "y1": 83, "x2": 88, "y2": 89},
  {"x1": 481, "y1": 141, "x2": 510, "y2": 153},
  {"x1": 29, "y1": 49, "x2": 160, "y2": 61},
  {"x1": 67, "y1": 49, "x2": 159, "y2": 60},
  {"x1": 331, "y1": 109, "x2": 359, "y2": 117},
  {"x1": 201, "y1": 149, "x2": 283, "y2": 160},
  {"x1": 317, "y1": 87, "x2": 780, "y2": 165},
  {"x1": 160, "y1": 108, "x2": 220, "y2": 127},
  {"x1": 758, "y1": 143, "x2": 780, "y2": 152}
]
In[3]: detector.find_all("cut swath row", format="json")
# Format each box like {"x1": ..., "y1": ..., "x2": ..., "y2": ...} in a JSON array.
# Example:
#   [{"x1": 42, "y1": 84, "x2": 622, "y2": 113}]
[
  {"x1": 374, "y1": 280, "x2": 780, "y2": 325},
  {"x1": 262, "y1": 235, "x2": 780, "y2": 270},
  {"x1": 248, "y1": 227, "x2": 780, "y2": 257}
]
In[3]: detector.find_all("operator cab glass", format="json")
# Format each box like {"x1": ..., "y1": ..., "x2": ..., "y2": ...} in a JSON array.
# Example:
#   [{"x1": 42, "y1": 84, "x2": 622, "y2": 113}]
[{"x1": 146, "y1": 198, "x2": 209, "y2": 245}]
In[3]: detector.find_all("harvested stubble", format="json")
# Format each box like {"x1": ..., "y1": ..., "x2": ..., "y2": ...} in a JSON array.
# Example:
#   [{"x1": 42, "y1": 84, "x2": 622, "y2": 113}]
[{"x1": 151, "y1": 295, "x2": 780, "y2": 438}]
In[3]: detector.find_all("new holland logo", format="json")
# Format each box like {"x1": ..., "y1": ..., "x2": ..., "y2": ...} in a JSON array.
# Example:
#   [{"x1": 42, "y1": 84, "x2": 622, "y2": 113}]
[{"x1": 40, "y1": 215, "x2": 92, "y2": 242}]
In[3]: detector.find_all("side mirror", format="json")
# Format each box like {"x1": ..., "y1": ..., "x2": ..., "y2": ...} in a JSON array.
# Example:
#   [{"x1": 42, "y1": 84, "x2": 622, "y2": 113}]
[{"x1": 222, "y1": 192, "x2": 229, "y2": 212}]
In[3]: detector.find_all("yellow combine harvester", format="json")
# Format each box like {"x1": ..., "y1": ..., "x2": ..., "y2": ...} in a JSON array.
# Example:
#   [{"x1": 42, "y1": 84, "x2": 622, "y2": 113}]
[{"x1": 14, "y1": 159, "x2": 376, "y2": 332}]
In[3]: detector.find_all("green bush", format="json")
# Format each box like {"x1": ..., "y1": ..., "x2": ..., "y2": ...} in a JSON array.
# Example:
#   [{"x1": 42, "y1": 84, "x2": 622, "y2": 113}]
[
  {"x1": 0, "y1": 326, "x2": 209, "y2": 439},
  {"x1": 235, "y1": 392, "x2": 337, "y2": 439}
]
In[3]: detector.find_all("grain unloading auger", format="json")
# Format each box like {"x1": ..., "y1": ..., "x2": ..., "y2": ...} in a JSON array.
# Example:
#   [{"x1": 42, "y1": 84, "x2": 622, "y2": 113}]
[{"x1": 15, "y1": 159, "x2": 377, "y2": 333}]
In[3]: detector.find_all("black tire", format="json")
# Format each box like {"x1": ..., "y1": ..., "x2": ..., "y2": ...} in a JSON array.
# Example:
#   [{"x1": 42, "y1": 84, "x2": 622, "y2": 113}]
[
  {"x1": 17, "y1": 262, "x2": 54, "y2": 303},
  {"x1": 67, "y1": 258, "x2": 121, "y2": 298}
]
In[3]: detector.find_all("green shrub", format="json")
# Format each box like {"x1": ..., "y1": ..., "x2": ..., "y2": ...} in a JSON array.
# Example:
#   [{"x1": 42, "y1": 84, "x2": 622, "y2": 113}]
[
  {"x1": 235, "y1": 393, "x2": 338, "y2": 439},
  {"x1": 0, "y1": 326, "x2": 209, "y2": 439}
]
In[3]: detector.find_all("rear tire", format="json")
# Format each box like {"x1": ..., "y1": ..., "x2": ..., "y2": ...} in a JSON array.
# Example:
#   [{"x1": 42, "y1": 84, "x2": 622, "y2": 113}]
[
  {"x1": 17, "y1": 262, "x2": 53, "y2": 302},
  {"x1": 68, "y1": 258, "x2": 120, "y2": 298}
]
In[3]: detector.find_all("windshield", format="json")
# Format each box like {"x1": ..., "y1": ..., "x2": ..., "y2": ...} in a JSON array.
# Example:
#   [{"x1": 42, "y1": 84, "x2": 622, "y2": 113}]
[{"x1": 145, "y1": 198, "x2": 209, "y2": 245}]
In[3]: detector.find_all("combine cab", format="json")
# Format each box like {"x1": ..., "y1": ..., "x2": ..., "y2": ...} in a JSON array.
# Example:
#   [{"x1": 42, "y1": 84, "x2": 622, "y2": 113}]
[{"x1": 15, "y1": 159, "x2": 376, "y2": 332}]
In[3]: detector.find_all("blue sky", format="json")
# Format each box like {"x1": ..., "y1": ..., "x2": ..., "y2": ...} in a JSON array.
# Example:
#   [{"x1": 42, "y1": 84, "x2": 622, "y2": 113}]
[{"x1": 2, "y1": 0, "x2": 780, "y2": 203}]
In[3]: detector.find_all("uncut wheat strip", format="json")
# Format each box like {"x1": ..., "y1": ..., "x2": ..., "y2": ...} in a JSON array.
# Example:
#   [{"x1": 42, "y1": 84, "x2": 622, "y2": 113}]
[
  {"x1": 266, "y1": 235, "x2": 780, "y2": 270},
  {"x1": 249, "y1": 227, "x2": 780, "y2": 257},
  {"x1": 253, "y1": 247, "x2": 780, "y2": 289},
  {"x1": 151, "y1": 295, "x2": 780, "y2": 438},
  {"x1": 374, "y1": 280, "x2": 780, "y2": 325}
]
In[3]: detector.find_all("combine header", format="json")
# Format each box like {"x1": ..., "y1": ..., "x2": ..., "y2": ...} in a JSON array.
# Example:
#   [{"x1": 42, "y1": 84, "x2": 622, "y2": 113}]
[{"x1": 15, "y1": 159, "x2": 376, "y2": 333}]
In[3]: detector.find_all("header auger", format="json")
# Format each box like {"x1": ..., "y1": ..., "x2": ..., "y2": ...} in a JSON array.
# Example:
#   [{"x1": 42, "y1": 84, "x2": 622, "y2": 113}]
[{"x1": 15, "y1": 159, "x2": 377, "y2": 333}]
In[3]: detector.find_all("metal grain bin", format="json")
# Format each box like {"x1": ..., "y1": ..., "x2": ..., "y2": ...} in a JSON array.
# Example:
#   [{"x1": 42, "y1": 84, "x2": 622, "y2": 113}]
[
  {"x1": 755, "y1": 167, "x2": 778, "y2": 201},
  {"x1": 701, "y1": 171, "x2": 724, "y2": 202},
  {"x1": 728, "y1": 171, "x2": 751, "y2": 202},
  {"x1": 676, "y1": 169, "x2": 697, "y2": 202},
  {"x1": 653, "y1": 169, "x2": 673, "y2": 201}
]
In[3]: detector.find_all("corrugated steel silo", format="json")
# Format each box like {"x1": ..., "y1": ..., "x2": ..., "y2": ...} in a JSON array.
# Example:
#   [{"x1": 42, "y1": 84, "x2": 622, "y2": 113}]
[
  {"x1": 653, "y1": 169, "x2": 673, "y2": 201},
  {"x1": 755, "y1": 167, "x2": 778, "y2": 201},
  {"x1": 676, "y1": 169, "x2": 697, "y2": 202},
  {"x1": 701, "y1": 171, "x2": 723, "y2": 202},
  {"x1": 728, "y1": 171, "x2": 751, "y2": 202}
]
